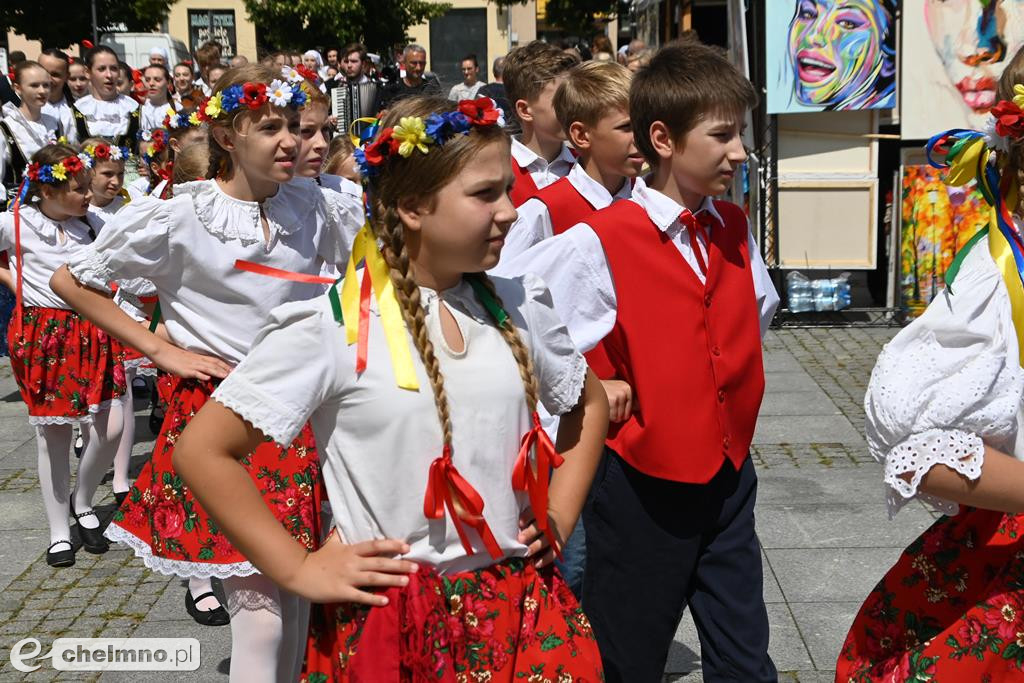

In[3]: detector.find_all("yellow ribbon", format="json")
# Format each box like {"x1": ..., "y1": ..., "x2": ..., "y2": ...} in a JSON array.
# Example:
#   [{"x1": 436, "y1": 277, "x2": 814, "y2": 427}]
[
  {"x1": 986, "y1": 209, "x2": 1024, "y2": 367},
  {"x1": 342, "y1": 224, "x2": 419, "y2": 390},
  {"x1": 946, "y1": 137, "x2": 987, "y2": 188},
  {"x1": 349, "y1": 117, "x2": 381, "y2": 148}
]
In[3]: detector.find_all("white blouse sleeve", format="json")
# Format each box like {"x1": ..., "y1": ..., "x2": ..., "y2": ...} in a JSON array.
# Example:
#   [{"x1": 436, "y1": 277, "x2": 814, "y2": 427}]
[
  {"x1": 512, "y1": 272, "x2": 588, "y2": 416},
  {"x1": 212, "y1": 297, "x2": 345, "y2": 446},
  {"x1": 0, "y1": 212, "x2": 12, "y2": 253},
  {"x1": 316, "y1": 188, "x2": 365, "y2": 269},
  {"x1": 495, "y1": 198, "x2": 552, "y2": 267},
  {"x1": 67, "y1": 196, "x2": 172, "y2": 293},
  {"x1": 865, "y1": 235, "x2": 1024, "y2": 517}
]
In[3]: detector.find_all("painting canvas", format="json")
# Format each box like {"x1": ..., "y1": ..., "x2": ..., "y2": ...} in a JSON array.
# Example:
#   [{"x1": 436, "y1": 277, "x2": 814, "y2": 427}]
[
  {"x1": 900, "y1": 164, "x2": 991, "y2": 316},
  {"x1": 766, "y1": 0, "x2": 898, "y2": 114},
  {"x1": 901, "y1": 0, "x2": 1024, "y2": 139}
]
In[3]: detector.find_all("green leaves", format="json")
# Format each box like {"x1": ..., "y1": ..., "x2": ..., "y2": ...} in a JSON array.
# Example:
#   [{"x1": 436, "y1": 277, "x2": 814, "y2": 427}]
[{"x1": 0, "y1": 0, "x2": 173, "y2": 49}]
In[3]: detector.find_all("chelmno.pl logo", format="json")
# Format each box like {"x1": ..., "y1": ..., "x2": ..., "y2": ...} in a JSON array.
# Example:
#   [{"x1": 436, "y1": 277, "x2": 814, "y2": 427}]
[{"x1": 10, "y1": 637, "x2": 200, "y2": 672}]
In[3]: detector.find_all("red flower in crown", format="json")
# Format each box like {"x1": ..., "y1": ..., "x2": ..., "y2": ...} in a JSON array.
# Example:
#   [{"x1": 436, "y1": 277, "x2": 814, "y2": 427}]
[
  {"x1": 295, "y1": 64, "x2": 319, "y2": 83},
  {"x1": 363, "y1": 127, "x2": 397, "y2": 166},
  {"x1": 993, "y1": 99, "x2": 1024, "y2": 139},
  {"x1": 240, "y1": 82, "x2": 268, "y2": 109},
  {"x1": 62, "y1": 155, "x2": 84, "y2": 174},
  {"x1": 458, "y1": 97, "x2": 500, "y2": 126},
  {"x1": 93, "y1": 144, "x2": 111, "y2": 160},
  {"x1": 27, "y1": 162, "x2": 42, "y2": 181}
]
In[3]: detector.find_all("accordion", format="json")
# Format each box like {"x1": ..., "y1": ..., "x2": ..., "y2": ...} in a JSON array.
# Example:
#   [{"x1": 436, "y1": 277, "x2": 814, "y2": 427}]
[{"x1": 332, "y1": 81, "x2": 380, "y2": 134}]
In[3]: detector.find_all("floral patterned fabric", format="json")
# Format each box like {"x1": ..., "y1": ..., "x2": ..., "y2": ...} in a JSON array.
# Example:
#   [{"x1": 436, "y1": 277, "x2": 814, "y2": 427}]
[
  {"x1": 838, "y1": 507, "x2": 1024, "y2": 681},
  {"x1": 7, "y1": 305, "x2": 126, "y2": 423},
  {"x1": 302, "y1": 556, "x2": 604, "y2": 683},
  {"x1": 106, "y1": 377, "x2": 323, "y2": 578}
]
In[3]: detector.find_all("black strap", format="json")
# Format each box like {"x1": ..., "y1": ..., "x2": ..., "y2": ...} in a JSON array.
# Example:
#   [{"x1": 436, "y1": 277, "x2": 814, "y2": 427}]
[
  {"x1": 0, "y1": 120, "x2": 29, "y2": 190},
  {"x1": 71, "y1": 103, "x2": 89, "y2": 142}
]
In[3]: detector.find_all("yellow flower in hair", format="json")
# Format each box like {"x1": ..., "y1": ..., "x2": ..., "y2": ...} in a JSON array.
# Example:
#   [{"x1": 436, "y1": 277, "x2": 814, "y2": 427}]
[
  {"x1": 51, "y1": 162, "x2": 67, "y2": 181},
  {"x1": 188, "y1": 112, "x2": 201, "y2": 126},
  {"x1": 393, "y1": 116, "x2": 431, "y2": 157},
  {"x1": 1014, "y1": 84, "x2": 1024, "y2": 109},
  {"x1": 205, "y1": 94, "x2": 224, "y2": 119}
]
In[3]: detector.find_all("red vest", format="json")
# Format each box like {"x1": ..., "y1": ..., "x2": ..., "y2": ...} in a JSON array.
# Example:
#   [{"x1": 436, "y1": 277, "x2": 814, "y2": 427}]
[
  {"x1": 534, "y1": 177, "x2": 596, "y2": 235},
  {"x1": 510, "y1": 160, "x2": 540, "y2": 207},
  {"x1": 588, "y1": 199, "x2": 765, "y2": 483}
]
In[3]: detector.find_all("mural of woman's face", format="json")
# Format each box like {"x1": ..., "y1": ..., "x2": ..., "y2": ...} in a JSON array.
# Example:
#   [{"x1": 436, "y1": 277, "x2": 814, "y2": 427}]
[
  {"x1": 925, "y1": 0, "x2": 1024, "y2": 113},
  {"x1": 788, "y1": 0, "x2": 890, "y2": 106}
]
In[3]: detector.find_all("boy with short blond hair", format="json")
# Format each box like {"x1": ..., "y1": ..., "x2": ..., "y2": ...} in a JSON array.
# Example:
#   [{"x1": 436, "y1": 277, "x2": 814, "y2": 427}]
[
  {"x1": 502, "y1": 41, "x2": 580, "y2": 206},
  {"x1": 502, "y1": 39, "x2": 780, "y2": 681}
]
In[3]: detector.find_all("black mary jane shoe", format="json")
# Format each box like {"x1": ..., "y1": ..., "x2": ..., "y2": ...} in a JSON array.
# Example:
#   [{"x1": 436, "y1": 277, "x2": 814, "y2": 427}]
[
  {"x1": 114, "y1": 490, "x2": 129, "y2": 508},
  {"x1": 185, "y1": 589, "x2": 230, "y2": 627},
  {"x1": 46, "y1": 540, "x2": 76, "y2": 568},
  {"x1": 70, "y1": 500, "x2": 109, "y2": 554}
]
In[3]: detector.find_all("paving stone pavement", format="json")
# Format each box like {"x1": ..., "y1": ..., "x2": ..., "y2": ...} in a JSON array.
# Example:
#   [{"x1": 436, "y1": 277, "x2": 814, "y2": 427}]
[{"x1": 0, "y1": 328, "x2": 936, "y2": 682}]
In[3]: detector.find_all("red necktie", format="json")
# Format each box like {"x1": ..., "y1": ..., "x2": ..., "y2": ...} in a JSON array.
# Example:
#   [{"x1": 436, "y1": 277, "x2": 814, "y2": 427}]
[{"x1": 680, "y1": 211, "x2": 716, "y2": 277}]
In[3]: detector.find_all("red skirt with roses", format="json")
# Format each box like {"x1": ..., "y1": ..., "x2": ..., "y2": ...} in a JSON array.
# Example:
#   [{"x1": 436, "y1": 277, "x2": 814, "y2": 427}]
[
  {"x1": 837, "y1": 507, "x2": 1024, "y2": 682},
  {"x1": 8, "y1": 306, "x2": 126, "y2": 425},
  {"x1": 105, "y1": 377, "x2": 324, "y2": 579},
  {"x1": 302, "y1": 555, "x2": 604, "y2": 683}
]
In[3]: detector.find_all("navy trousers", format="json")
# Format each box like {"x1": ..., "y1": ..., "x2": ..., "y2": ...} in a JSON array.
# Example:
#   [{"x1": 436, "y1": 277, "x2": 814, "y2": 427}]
[{"x1": 581, "y1": 451, "x2": 776, "y2": 682}]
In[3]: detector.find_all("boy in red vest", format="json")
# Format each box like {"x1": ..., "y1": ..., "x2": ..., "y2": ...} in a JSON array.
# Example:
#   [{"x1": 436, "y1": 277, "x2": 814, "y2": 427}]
[
  {"x1": 502, "y1": 41, "x2": 579, "y2": 206},
  {"x1": 501, "y1": 39, "x2": 780, "y2": 681},
  {"x1": 497, "y1": 60, "x2": 643, "y2": 265}
]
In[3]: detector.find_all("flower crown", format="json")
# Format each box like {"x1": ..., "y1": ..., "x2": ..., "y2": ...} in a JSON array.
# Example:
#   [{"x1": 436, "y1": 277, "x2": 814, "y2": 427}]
[
  {"x1": 353, "y1": 98, "x2": 504, "y2": 178},
  {"x1": 137, "y1": 129, "x2": 169, "y2": 161},
  {"x1": 203, "y1": 75, "x2": 308, "y2": 120},
  {"x1": 985, "y1": 84, "x2": 1024, "y2": 152},
  {"x1": 26, "y1": 153, "x2": 85, "y2": 184},
  {"x1": 163, "y1": 106, "x2": 207, "y2": 131},
  {"x1": 77, "y1": 142, "x2": 131, "y2": 169}
]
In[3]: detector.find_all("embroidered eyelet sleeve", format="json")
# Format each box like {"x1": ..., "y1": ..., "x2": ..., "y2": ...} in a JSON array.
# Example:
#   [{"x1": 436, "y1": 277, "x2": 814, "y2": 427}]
[
  {"x1": 865, "y1": 236, "x2": 1024, "y2": 518},
  {"x1": 212, "y1": 297, "x2": 345, "y2": 447},
  {"x1": 67, "y1": 196, "x2": 173, "y2": 293}
]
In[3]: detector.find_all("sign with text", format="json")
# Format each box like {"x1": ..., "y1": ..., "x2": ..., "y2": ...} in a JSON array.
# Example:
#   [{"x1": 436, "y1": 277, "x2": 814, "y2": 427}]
[{"x1": 188, "y1": 9, "x2": 237, "y2": 59}]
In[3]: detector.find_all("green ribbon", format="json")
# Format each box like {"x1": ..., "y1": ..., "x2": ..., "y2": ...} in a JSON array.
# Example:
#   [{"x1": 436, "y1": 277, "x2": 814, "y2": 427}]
[
  {"x1": 328, "y1": 283, "x2": 344, "y2": 324},
  {"x1": 467, "y1": 274, "x2": 509, "y2": 327},
  {"x1": 945, "y1": 227, "x2": 989, "y2": 293},
  {"x1": 148, "y1": 302, "x2": 161, "y2": 332}
]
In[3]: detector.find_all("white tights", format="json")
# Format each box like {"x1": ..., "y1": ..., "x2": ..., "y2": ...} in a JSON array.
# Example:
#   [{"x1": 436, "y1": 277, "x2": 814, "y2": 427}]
[
  {"x1": 37, "y1": 401, "x2": 123, "y2": 545},
  {"x1": 111, "y1": 367, "x2": 135, "y2": 494},
  {"x1": 222, "y1": 574, "x2": 309, "y2": 682}
]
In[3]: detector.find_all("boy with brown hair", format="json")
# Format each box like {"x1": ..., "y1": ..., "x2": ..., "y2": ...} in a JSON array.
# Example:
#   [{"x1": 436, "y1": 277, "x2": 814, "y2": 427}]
[
  {"x1": 502, "y1": 39, "x2": 780, "y2": 681},
  {"x1": 502, "y1": 40, "x2": 580, "y2": 206}
]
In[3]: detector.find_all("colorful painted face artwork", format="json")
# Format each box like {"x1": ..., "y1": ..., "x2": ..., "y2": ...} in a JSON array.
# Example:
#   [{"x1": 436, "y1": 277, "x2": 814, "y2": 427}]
[
  {"x1": 766, "y1": 0, "x2": 897, "y2": 113},
  {"x1": 902, "y1": 0, "x2": 1024, "y2": 139},
  {"x1": 900, "y1": 164, "x2": 991, "y2": 316}
]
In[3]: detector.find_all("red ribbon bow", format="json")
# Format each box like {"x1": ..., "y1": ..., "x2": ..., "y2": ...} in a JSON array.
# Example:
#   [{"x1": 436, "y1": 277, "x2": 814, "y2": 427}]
[
  {"x1": 511, "y1": 412, "x2": 565, "y2": 560},
  {"x1": 424, "y1": 445, "x2": 503, "y2": 560}
]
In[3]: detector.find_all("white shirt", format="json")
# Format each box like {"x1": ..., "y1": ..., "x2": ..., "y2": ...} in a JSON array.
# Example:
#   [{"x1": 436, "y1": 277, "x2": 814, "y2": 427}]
[
  {"x1": 0, "y1": 102, "x2": 62, "y2": 184},
  {"x1": 448, "y1": 81, "x2": 485, "y2": 101},
  {"x1": 316, "y1": 174, "x2": 363, "y2": 281},
  {"x1": 85, "y1": 196, "x2": 154, "y2": 321},
  {"x1": 497, "y1": 162, "x2": 634, "y2": 267},
  {"x1": 864, "y1": 233, "x2": 1024, "y2": 518},
  {"x1": 0, "y1": 204, "x2": 95, "y2": 309},
  {"x1": 140, "y1": 100, "x2": 170, "y2": 132},
  {"x1": 86, "y1": 195, "x2": 128, "y2": 229},
  {"x1": 212, "y1": 273, "x2": 587, "y2": 574},
  {"x1": 126, "y1": 176, "x2": 150, "y2": 200},
  {"x1": 67, "y1": 178, "x2": 364, "y2": 364},
  {"x1": 499, "y1": 181, "x2": 780, "y2": 354},
  {"x1": 510, "y1": 137, "x2": 576, "y2": 192},
  {"x1": 194, "y1": 79, "x2": 212, "y2": 98},
  {"x1": 74, "y1": 95, "x2": 139, "y2": 138},
  {"x1": 41, "y1": 97, "x2": 77, "y2": 144}
]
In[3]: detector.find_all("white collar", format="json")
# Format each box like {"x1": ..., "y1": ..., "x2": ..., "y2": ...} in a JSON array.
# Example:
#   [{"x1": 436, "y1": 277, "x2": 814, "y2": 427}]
[
  {"x1": 567, "y1": 162, "x2": 633, "y2": 211},
  {"x1": 19, "y1": 204, "x2": 92, "y2": 243},
  {"x1": 630, "y1": 179, "x2": 722, "y2": 234},
  {"x1": 510, "y1": 137, "x2": 576, "y2": 172}
]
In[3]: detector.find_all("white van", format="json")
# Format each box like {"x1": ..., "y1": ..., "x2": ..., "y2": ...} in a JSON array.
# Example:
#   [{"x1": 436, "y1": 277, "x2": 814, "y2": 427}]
[{"x1": 100, "y1": 33, "x2": 191, "y2": 69}]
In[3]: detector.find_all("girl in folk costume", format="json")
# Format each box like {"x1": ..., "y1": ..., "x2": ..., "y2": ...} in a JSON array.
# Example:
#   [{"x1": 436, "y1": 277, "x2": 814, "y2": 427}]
[
  {"x1": 127, "y1": 110, "x2": 205, "y2": 200},
  {"x1": 1, "y1": 62, "x2": 64, "y2": 198},
  {"x1": 174, "y1": 96, "x2": 609, "y2": 682},
  {"x1": 50, "y1": 64, "x2": 364, "y2": 677},
  {"x1": 1, "y1": 145, "x2": 126, "y2": 568},
  {"x1": 73, "y1": 46, "x2": 140, "y2": 149},
  {"x1": 139, "y1": 65, "x2": 172, "y2": 133},
  {"x1": 837, "y1": 58, "x2": 1024, "y2": 680},
  {"x1": 82, "y1": 138, "x2": 131, "y2": 223},
  {"x1": 67, "y1": 59, "x2": 91, "y2": 101},
  {"x1": 38, "y1": 49, "x2": 78, "y2": 146}
]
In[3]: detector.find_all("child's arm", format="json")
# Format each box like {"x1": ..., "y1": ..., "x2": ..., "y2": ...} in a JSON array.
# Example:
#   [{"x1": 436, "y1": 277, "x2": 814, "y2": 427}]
[
  {"x1": 173, "y1": 399, "x2": 418, "y2": 604},
  {"x1": 519, "y1": 369, "x2": 609, "y2": 567},
  {"x1": 50, "y1": 265, "x2": 231, "y2": 380},
  {"x1": 913, "y1": 446, "x2": 1024, "y2": 514},
  {"x1": 601, "y1": 378, "x2": 633, "y2": 423},
  {"x1": 0, "y1": 263, "x2": 11, "y2": 292}
]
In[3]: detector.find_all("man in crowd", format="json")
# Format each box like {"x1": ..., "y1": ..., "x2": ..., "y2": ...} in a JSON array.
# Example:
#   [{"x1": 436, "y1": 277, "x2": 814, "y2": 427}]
[{"x1": 379, "y1": 44, "x2": 440, "y2": 109}]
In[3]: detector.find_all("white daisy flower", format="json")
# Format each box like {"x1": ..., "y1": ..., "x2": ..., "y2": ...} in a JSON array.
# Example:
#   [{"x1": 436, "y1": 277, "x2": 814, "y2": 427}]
[
  {"x1": 267, "y1": 79, "x2": 294, "y2": 107},
  {"x1": 141, "y1": 130, "x2": 153, "y2": 142},
  {"x1": 110, "y1": 146, "x2": 124, "y2": 161},
  {"x1": 281, "y1": 66, "x2": 303, "y2": 84},
  {"x1": 983, "y1": 114, "x2": 1010, "y2": 154},
  {"x1": 78, "y1": 153, "x2": 93, "y2": 169}
]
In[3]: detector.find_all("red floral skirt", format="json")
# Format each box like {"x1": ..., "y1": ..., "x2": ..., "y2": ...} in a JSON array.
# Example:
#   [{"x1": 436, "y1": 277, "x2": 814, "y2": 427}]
[
  {"x1": 837, "y1": 507, "x2": 1024, "y2": 681},
  {"x1": 122, "y1": 345, "x2": 157, "y2": 376},
  {"x1": 302, "y1": 556, "x2": 604, "y2": 683},
  {"x1": 106, "y1": 377, "x2": 324, "y2": 578},
  {"x1": 7, "y1": 306, "x2": 126, "y2": 424}
]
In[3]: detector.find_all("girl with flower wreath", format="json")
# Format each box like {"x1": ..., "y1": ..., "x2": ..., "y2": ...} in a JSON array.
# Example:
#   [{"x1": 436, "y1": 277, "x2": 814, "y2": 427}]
[
  {"x1": 126, "y1": 108, "x2": 206, "y2": 200},
  {"x1": 81, "y1": 137, "x2": 132, "y2": 222},
  {"x1": 837, "y1": 52, "x2": 1024, "y2": 681},
  {"x1": 0, "y1": 144, "x2": 126, "y2": 568},
  {"x1": 174, "y1": 95, "x2": 608, "y2": 682},
  {"x1": 50, "y1": 64, "x2": 364, "y2": 680},
  {"x1": 1, "y1": 61, "x2": 64, "y2": 199}
]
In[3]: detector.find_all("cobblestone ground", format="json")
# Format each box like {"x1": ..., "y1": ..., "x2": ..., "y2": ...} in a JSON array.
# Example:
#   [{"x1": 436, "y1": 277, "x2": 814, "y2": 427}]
[{"x1": 0, "y1": 328, "x2": 920, "y2": 682}]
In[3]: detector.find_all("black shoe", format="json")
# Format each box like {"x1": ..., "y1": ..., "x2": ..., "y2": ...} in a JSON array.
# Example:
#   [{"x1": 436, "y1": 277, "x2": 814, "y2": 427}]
[
  {"x1": 185, "y1": 589, "x2": 230, "y2": 627},
  {"x1": 70, "y1": 497, "x2": 108, "y2": 554},
  {"x1": 114, "y1": 490, "x2": 129, "y2": 507},
  {"x1": 46, "y1": 540, "x2": 75, "y2": 567},
  {"x1": 73, "y1": 433, "x2": 84, "y2": 458},
  {"x1": 149, "y1": 405, "x2": 165, "y2": 434}
]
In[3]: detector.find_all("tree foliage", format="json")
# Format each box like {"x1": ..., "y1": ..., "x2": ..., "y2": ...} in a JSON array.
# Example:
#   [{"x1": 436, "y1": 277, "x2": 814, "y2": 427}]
[
  {"x1": 0, "y1": 0, "x2": 173, "y2": 50},
  {"x1": 243, "y1": 0, "x2": 450, "y2": 55}
]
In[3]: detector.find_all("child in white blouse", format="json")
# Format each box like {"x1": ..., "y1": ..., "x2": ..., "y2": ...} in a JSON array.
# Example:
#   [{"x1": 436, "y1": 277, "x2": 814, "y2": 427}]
[
  {"x1": 51, "y1": 64, "x2": 363, "y2": 681},
  {"x1": 1, "y1": 144, "x2": 126, "y2": 569},
  {"x1": 1, "y1": 61, "x2": 63, "y2": 197},
  {"x1": 174, "y1": 96, "x2": 609, "y2": 682},
  {"x1": 73, "y1": 46, "x2": 139, "y2": 147},
  {"x1": 81, "y1": 138, "x2": 129, "y2": 221},
  {"x1": 139, "y1": 65, "x2": 171, "y2": 132}
]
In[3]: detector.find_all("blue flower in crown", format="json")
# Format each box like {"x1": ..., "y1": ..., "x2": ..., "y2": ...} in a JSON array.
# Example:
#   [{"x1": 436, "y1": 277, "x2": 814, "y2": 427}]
[
  {"x1": 353, "y1": 147, "x2": 373, "y2": 178},
  {"x1": 38, "y1": 165, "x2": 54, "y2": 183},
  {"x1": 424, "y1": 111, "x2": 472, "y2": 142},
  {"x1": 292, "y1": 87, "x2": 308, "y2": 108},
  {"x1": 219, "y1": 85, "x2": 242, "y2": 112}
]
